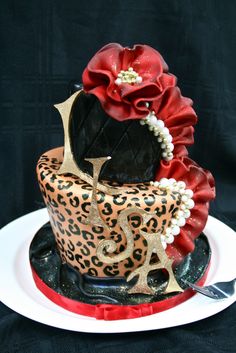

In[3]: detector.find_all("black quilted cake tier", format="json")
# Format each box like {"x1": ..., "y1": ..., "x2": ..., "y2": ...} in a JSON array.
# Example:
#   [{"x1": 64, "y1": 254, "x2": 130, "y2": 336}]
[{"x1": 69, "y1": 83, "x2": 162, "y2": 183}]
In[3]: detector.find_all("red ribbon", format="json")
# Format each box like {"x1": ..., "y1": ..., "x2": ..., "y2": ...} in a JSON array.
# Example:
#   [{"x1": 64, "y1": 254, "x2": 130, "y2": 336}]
[{"x1": 31, "y1": 265, "x2": 210, "y2": 321}]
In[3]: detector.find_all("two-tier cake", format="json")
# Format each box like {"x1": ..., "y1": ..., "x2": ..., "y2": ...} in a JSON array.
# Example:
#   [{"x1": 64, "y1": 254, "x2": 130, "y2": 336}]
[{"x1": 30, "y1": 43, "x2": 215, "y2": 320}]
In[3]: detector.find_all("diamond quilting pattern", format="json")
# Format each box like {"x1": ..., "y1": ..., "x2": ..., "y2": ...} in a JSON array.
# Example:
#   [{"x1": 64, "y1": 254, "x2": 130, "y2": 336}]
[{"x1": 70, "y1": 89, "x2": 161, "y2": 183}]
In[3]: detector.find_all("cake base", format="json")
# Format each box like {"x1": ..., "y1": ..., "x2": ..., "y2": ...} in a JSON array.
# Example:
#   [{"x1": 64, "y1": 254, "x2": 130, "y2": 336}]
[{"x1": 30, "y1": 222, "x2": 211, "y2": 320}]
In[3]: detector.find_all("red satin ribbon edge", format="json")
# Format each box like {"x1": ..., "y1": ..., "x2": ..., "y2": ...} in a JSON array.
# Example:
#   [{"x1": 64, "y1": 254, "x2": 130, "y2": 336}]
[{"x1": 31, "y1": 264, "x2": 210, "y2": 321}]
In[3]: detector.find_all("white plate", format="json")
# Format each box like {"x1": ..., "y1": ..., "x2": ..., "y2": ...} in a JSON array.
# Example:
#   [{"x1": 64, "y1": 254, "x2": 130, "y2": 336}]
[{"x1": 0, "y1": 209, "x2": 235, "y2": 333}]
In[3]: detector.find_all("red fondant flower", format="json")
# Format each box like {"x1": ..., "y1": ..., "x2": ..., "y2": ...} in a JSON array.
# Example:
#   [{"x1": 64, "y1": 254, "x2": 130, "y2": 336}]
[
  {"x1": 152, "y1": 86, "x2": 198, "y2": 157},
  {"x1": 155, "y1": 157, "x2": 215, "y2": 263},
  {"x1": 82, "y1": 43, "x2": 176, "y2": 121}
]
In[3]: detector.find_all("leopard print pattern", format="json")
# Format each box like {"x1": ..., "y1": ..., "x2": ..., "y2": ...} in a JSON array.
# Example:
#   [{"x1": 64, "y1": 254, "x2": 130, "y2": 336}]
[{"x1": 37, "y1": 147, "x2": 182, "y2": 278}]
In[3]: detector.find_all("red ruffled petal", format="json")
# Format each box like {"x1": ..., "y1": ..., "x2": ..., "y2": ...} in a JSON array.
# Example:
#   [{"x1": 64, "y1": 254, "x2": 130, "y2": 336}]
[
  {"x1": 82, "y1": 43, "x2": 175, "y2": 121},
  {"x1": 85, "y1": 43, "x2": 123, "y2": 76},
  {"x1": 173, "y1": 145, "x2": 189, "y2": 157},
  {"x1": 152, "y1": 86, "x2": 198, "y2": 151},
  {"x1": 157, "y1": 73, "x2": 177, "y2": 92},
  {"x1": 124, "y1": 44, "x2": 169, "y2": 78},
  {"x1": 155, "y1": 157, "x2": 215, "y2": 263},
  {"x1": 171, "y1": 126, "x2": 195, "y2": 147}
]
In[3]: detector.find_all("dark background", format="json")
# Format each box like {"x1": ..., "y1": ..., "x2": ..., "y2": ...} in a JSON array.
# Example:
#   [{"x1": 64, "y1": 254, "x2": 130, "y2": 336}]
[{"x1": 0, "y1": 1, "x2": 236, "y2": 352}]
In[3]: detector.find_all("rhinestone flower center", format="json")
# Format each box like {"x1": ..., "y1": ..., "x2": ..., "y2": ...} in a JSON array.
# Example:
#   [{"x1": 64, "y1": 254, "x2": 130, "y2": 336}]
[{"x1": 115, "y1": 67, "x2": 142, "y2": 85}]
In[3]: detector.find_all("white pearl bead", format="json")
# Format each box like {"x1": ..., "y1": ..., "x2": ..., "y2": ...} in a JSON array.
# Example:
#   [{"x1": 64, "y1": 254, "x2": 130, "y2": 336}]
[
  {"x1": 156, "y1": 120, "x2": 165, "y2": 128},
  {"x1": 115, "y1": 78, "x2": 122, "y2": 85},
  {"x1": 163, "y1": 127, "x2": 169, "y2": 134},
  {"x1": 162, "y1": 152, "x2": 167, "y2": 158},
  {"x1": 177, "y1": 181, "x2": 186, "y2": 189},
  {"x1": 177, "y1": 217, "x2": 186, "y2": 227},
  {"x1": 171, "y1": 225, "x2": 180, "y2": 236},
  {"x1": 186, "y1": 199, "x2": 195, "y2": 209},
  {"x1": 181, "y1": 195, "x2": 188, "y2": 203},
  {"x1": 161, "y1": 143, "x2": 166, "y2": 149},
  {"x1": 140, "y1": 119, "x2": 145, "y2": 125},
  {"x1": 160, "y1": 177, "x2": 169, "y2": 183},
  {"x1": 184, "y1": 209, "x2": 191, "y2": 218},
  {"x1": 167, "y1": 143, "x2": 174, "y2": 152},
  {"x1": 177, "y1": 210, "x2": 184, "y2": 218},
  {"x1": 153, "y1": 121, "x2": 162, "y2": 129},
  {"x1": 171, "y1": 218, "x2": 177, "y2": 225},
  {"x1": 169, "y1": 178, "x2": 176, "y2": 184},
  {"x1": 165, "y1": 234, "x2": 174, "y2": 244},
  {"x1": 154, "y1": 181, "x2": 159, "y2": 187},
  {"x1": 165, "y1": 227, "x2": 172, "y2": 234},
  {"x1": 166, "y1": 135, "x2": 173, "y2": 143},
  {"x1": 165, "y1": 156, "x2": 173, "y2": 161},
  {"x1": 148, "y1": 125, "x2": 154, "y2": 131},
  {"x1": 184, "y1": 189, "x2": 193, "y2": 198},
  {"x1": 157, "y1": 137, "x2": 162, "y2": 142},
  {"x1": 150, "y1": 181, "x2": 154, "y2": 185},
  {"x1": 180, "y1": 204, "x2": 186, "y2": 210},
  {"x1": 136, "y1": 76, "x2": 142, "y2": 83},
  {"x1": 149, "y1": 115, "x2": 157, "y2": 125}
]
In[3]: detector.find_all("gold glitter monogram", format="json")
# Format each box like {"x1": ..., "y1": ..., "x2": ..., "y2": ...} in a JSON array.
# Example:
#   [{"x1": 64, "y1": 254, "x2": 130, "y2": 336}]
[
  {"x1": 54, "y1": 90, "x2": 120, "y2": 196},
  {"x1": 83, "y1": 157, "x2": 113, "y2": 230},
  {"x1": 127, "y1": 229, "x2": 183, "y2": 294},
  {"x1": 97, "y1": 208, "x2": 153, "y2": 264},
  {"x1": 55, "y1": 90, "x2": 182, "y2": 295}
]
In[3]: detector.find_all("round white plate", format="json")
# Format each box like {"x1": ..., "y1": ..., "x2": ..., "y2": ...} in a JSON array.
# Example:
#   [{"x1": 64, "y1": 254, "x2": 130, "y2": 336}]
[{"x1": 0, "y1": 209, "x2": 235, "y2": 333}]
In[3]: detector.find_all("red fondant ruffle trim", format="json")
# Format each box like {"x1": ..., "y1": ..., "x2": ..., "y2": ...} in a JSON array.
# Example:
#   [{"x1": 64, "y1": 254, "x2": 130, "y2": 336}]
[{"x1": 155, "y1": 156, "x2": 215, "y2": 263}]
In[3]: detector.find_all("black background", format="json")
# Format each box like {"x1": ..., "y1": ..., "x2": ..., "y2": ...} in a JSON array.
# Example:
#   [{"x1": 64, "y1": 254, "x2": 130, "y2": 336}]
[{"x1": 0, "y1": 1, "x2": 236, "y2": 352}]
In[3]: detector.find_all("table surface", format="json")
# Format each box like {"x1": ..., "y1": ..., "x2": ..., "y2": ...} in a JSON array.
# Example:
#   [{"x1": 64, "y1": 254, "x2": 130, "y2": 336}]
[{"x1": 0, "y1": 301, "x2": 236, "y2": 353}]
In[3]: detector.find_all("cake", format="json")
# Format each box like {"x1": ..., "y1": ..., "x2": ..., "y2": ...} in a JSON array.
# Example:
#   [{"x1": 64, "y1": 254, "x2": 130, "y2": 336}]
[{"x1": 31, "y1": 43, "x2": 215, "y2": 320}]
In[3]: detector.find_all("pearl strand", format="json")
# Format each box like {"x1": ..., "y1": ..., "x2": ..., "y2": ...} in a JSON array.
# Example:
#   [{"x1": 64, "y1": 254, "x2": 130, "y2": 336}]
[
  {"x1": 150, "y1": 178, "x2": 195, "y2": 249},
  {"x1": 140, "y1": 111, "x2": 174, "y2": 161}
]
